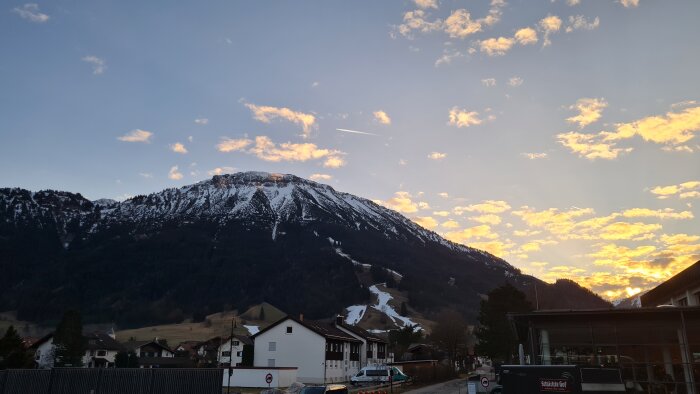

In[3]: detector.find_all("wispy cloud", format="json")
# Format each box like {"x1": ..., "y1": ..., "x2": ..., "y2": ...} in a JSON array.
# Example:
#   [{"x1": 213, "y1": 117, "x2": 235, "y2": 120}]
[
  {"x1": 620, "y1": 0, "x2": 639, "y2": 8},
  {"x1": 539, "y1": 15, "x2": 563, "y2": 47},
  {"x1": 509, "y1": 77, "x2": 523, "y2": 87},
  {"x1": 309, "y1": 173, "x2": 332, "y2": 182},
  {"x1": 118, "y1": 129, "x2": 153, "y2": 143},
  {"x1": 373, "y1": 110, "x2": 392, "y2": 125},
  {"x1": 170, "y1": 142, "x2": 188, "y2": 154},
  {"x1": 139, "y1": 172, "x2": 153, "y2": 179},
  {"x1": 13, "y1": 3, "x2": 49, "y2": 23},
  {"x1": 650, "y1": 181, "x2": 700, "y2": 199},
  {"x1": 244, "y1": 102, "x2": 316, "y2": 138},
  {"x1": 194, "y1": 118, "x2": 209, "y2": 125},
  {"x1": 514, "y1": 27, "x2": 538, "y2": 45},
  {"x1": 481, "y1": 78, "x2": 496, "y2": 87},
  {"x1": 218, "y1": 135, "x2": 346, "y2": 168},
  {"x1": 208, "y1": 167, "x2": 236, "y2": 176},
  {"x1": 448, "y1": 107, "x2": 483, "y2": 127},
  {"x1": 414, "y1": 0, "x2": 438, "y2": 9},
  {"x1": 217, "y1": 138, "x2": 252, "y2": 152},
  {"x1": 567, "y1": 98, "x2": 607, "y2": 128},
  {"x1": 428, "y1": 152, "x2": 447, "y2": 160},
  {"x1": 560, "y1": 105, "x2": 700, "y2": 159},
  {"x1": 168, "y1": 166, "x2": 183, "y2": 180},
  {"x1": 82, "y1": 56, "x2": 106, "y2": 75},
  {"x1": 478, "y1": 37, "x2": 515, "y2": 56},
  {"x1": 454, "y1": 200, "x2": 511, "y2": 215},
  {"x1": 565, "y1": 15, "x2": 600, "y2": 33},
  {"x1": 522, "y1": 152, "x2": 548, "y2": 159}
]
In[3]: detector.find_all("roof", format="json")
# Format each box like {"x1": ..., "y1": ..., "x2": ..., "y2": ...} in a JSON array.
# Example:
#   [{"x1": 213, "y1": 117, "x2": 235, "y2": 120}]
[
  {"x1": 252, "y1": 316, "x2": 361, "y2": 342},
  {"x1": 640, "y1": 260, "x2": 700, "y2": 306},
  {"x1": 221, "y1": 334, "x2": 253, "y2": 346},
  {"x1": 509, "y1": 305, "x2": 700, "y2": 320},
  {"x1": 175, "y1": 341, "x2": 202, "y2": 352},
  {"x1": 29, "y1": 332, "x2": 54, "y2": 349},
  {"x1": 122, "y1": 339, "x2": 173, "y2": 353},
  {"x1": 336, "y1": 323, "x2": 387, "y2": 343},
  {"x1": 84, "y1": 332, "x2": 123, "y2": 351}
]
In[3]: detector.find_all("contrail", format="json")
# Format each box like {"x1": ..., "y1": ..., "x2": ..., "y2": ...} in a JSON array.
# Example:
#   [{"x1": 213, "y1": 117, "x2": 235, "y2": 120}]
[{"x1": 336, "y1": 128, "x2": 379, "y2": 136}]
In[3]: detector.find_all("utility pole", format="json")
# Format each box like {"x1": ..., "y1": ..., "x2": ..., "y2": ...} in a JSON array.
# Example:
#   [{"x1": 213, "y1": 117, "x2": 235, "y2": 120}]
[{"x1": 227, "y1": 316, "x2": 235, "y2": 393}]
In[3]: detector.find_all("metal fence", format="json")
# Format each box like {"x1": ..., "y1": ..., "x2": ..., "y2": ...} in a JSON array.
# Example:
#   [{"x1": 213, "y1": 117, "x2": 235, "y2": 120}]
[{"x1": 0, "y1": 368, "x2": 223, "y2": 394}]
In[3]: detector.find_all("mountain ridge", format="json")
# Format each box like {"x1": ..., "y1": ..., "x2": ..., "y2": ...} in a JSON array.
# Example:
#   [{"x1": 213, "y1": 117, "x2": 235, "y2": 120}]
[{"x1": 0, "y1": 171, "x2": 610, "y2": 328}]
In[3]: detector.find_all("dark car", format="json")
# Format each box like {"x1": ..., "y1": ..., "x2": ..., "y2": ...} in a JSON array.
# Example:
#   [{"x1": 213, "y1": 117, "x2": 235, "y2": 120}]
[{"x1": 299, "y1": 384, "x2": 348, "y2": 394}]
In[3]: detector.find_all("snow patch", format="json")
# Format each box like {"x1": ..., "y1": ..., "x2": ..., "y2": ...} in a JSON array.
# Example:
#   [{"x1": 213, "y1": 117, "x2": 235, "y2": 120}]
[
  {"x1": 345, "y1": 305, "x2": 367, "y2": 325},
  {"x1": 369, "y1": 284, "x2": 421, "y2": 331},
  {"x1": 244, "y1": 325, "x2": 260, "y2": 335}
]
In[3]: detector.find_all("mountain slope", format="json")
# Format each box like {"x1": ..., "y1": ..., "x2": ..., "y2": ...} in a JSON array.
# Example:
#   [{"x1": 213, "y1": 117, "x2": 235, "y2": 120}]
[{"x1": 0, "y1": 172, "x2": 609, "y2": 327}]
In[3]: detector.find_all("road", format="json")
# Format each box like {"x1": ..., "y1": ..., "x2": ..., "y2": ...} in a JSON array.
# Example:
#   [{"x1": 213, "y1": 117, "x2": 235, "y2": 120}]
[{"x1": 402, "y1": 379, "x2": 469, "y2": 394}]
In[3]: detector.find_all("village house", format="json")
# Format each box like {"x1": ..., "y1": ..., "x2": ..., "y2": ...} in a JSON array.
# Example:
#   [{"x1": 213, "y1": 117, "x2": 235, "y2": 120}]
[
  {"x1": 334, "y1": 316, "x2": 391, "y2": 366},
  {"x1": 217, "y1": 334, "x2": 253, "y2": 367},
  {"x1": 122, "y1": 339, "x2": 180, "y2": 368},
  {"x1": 252, "y1": 315, "x2": 363, "y2": 384},
  {"x1": 30, "y1": 330, "x2": 123, "y2": 368},
  {"x1": 83, "y1": 331, "x2": 123, "y2": 368}
]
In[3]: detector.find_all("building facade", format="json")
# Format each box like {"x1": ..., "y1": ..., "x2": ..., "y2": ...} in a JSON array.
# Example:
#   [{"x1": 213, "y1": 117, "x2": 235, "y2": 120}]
[
  {"x1": 252, "y1": 316, "x2": 362, "y2": 384},
  {"x1": 641, "y1": 261, "x2": 700, "y2": 307},
  {"x1": 510, "y1": 261, "x2": 700, "y2": 393}
]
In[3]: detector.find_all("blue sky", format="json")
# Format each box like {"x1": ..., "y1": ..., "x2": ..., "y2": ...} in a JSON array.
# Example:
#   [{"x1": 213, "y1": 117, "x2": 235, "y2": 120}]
[{"x1": 2, "y1": 0, "x2": 700, "y2": 299}]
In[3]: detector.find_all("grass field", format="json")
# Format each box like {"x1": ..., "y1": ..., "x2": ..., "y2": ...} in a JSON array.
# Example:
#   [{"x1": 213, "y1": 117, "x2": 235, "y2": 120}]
[{"x1": 115, "y1": 303, "x2": 286, "y2": 344}]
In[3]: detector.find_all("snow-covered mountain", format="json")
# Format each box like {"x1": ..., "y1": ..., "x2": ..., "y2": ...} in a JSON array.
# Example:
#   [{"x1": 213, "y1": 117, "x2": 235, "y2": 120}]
[{"x1": 0, "y1": 172, "x2": 609, "y2": 327}]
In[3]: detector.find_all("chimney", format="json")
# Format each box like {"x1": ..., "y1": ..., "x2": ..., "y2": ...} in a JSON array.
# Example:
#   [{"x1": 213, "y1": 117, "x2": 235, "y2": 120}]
[
  {"x1": 299, "y1": 313, "x2": 304, "y2": 322},
  {"x1": 336, "y1": 315, "x2": 344, "y2": 326}
]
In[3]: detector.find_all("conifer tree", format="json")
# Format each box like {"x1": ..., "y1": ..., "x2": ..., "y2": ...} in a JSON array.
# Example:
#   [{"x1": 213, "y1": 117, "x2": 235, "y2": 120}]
[
  {"x1": 475, "y1": 283, "x2": 532, "y2": 362},
  {"x1": 53, "y1": 310, "x2": 85, "y2": 367},
  {"x1": 0, "y1": 325, "x2": 31, "y2": 369}
]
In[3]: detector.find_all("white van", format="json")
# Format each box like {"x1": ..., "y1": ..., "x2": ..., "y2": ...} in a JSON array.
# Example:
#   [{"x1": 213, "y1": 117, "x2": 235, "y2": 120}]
[
  {"x1": 351, "y1": 366, "x2": 390, "y2": 385},
  {"x1": 351, "y1": 366, "x2": 409, "y2": 385}
]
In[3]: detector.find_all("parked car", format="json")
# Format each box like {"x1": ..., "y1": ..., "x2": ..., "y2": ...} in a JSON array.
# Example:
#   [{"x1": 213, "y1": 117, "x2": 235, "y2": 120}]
[
  {"x1": 299, "y1": 384, "x2": 348, "y2": 394},
  {"x1": 351, "y1": 366, "x2": 410, "y2": 385}
]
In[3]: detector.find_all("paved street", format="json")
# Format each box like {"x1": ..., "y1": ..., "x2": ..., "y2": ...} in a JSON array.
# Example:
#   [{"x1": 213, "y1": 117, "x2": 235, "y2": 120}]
[{"x1": 402, "y1": 379, "x2": 468, "y2": 394}]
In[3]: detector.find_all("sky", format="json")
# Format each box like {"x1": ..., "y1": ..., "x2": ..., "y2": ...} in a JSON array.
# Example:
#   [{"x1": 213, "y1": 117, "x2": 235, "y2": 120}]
[{"x1": 2, "y1": 0, "x2": 700, "y2": 300}]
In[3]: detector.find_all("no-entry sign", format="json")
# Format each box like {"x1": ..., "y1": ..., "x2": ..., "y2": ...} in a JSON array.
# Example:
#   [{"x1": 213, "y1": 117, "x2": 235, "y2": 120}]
[
  {"x1": 266, "y1": 373, "x2": 273, "y2": 384},
  {"x1": 481, "y1": 376, "x2": 490, "y2": 388}
]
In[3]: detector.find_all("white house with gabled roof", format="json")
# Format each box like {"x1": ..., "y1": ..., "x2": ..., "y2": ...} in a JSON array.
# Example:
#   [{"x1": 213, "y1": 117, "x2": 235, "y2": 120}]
[{"x1": 252, "y1": 315, "x2": 362, "y2": 384}]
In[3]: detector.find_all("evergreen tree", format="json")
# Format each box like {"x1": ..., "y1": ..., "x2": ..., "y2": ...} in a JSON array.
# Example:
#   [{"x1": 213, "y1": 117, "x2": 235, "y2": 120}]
[
  {"x1": 0, "y1": 325, "x2": 32, "y2": 369},
  {"x1": 475, "y1": 283, "x2": 532, "y2": 363},
  {"x1": 53, "y1": 310, "x2": 85, "y2": 367},
  {"x1": 400, "y1": 302, "x2": 408, "y2": 316}
]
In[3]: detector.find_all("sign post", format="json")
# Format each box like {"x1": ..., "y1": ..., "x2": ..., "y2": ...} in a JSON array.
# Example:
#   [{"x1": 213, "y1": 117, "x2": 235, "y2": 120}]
[
  {"x1": 480, "y1": 376, "x2": 490, "y2": 389},
  {"x1": 266, "y1": 373, "x2": 273, "y2": 388}
]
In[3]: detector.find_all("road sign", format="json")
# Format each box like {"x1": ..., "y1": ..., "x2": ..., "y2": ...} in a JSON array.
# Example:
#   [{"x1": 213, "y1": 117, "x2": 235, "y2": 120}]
[
  {"x1": 266, "y1": 373, "x2": 273, "y2": 384},
  {"x1": 480, "y1": 376, "x2": 490, "y2": 388}
]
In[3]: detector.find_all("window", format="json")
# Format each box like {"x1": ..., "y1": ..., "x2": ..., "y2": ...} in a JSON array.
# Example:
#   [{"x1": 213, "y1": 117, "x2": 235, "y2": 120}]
[
  {"x1": 222, "y1": 351, "x2": 231, "y2": 357},
  {"x1": 269, "y1": 342, "x2": 276, "y2": 351},
  {"x1": 286, "y1": 326, "x2": 293, "y2": 334},
  {"x1": 236, "y1": 351, "x2": 243, "y2": 357},
  {"x1": 97, "y1": 350, "x2": 106, "y2": 357},
  {"x1": 267, "y1": 359, "x2": 275, "y2": 367},
  {"x1": 678, "y1": 297, "x2": 688, "y2": 306},
  {"x1": 233, "y1": 340, "x2": 239, "y2": 346}
]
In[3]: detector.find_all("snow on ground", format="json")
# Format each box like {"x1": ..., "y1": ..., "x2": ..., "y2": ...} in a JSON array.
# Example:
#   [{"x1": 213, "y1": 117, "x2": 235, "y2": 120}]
[
  {"x1": 345, "y1": 305, "x2": 367, "y2": 325},
  {"x1": 244, "y1": 325, "x2": 260, "y2": 335},
  {"x1": 335, "y1": 248, "x2": 371, "y2": 268},
  {"x1": 369, "y1": 284, "x2": 421, "y2": 331}
]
